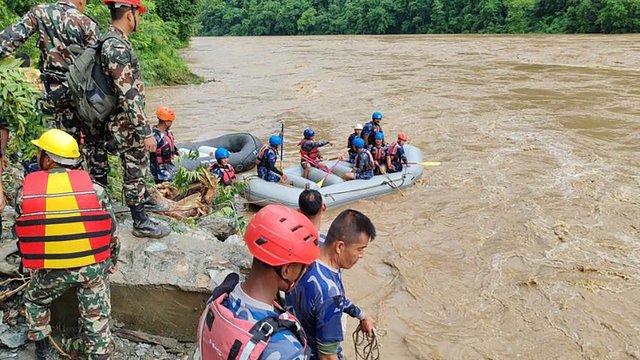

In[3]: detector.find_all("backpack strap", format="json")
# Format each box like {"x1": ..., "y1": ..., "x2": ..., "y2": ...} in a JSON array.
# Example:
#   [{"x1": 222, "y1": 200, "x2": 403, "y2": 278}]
[{"x1": 233, "y1": 315, "x2": 307, "y2": 360}]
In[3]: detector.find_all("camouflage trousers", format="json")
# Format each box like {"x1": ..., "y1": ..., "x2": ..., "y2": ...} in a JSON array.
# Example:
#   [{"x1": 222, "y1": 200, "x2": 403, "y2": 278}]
[
  {"x1": 24, "y1": 262, "x2": 112, "y2": 358},
  {"x1": 46, "y1": 82, "x2": 80, "y2": 138},
  {"x1": 81, "y1": 119, "x2": 148, "y2": 207}
]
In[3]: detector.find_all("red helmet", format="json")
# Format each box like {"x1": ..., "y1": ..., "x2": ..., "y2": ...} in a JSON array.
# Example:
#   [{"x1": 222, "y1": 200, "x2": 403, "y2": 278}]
[
  {"x1": 104, "y1": 0, "x2": 146, "y2": 14},
  {"x1": 397, "y1": 132, "x2": 408, "y2": 142},
  {"x1": 245, "y1": 205, "x2": 319, "y2": 266}
]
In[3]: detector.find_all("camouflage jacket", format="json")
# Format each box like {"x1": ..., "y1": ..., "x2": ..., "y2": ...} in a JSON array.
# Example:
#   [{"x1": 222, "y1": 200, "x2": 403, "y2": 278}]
[
  {"x1": 0, "y1": 1, "x2": 98, "y2": 82},
  {"x1": 101, "y1": 25, "x2": 152, "y2": 139},
  {"x1": 15, "y1": 168, "x2": 120, "y2": 263}
]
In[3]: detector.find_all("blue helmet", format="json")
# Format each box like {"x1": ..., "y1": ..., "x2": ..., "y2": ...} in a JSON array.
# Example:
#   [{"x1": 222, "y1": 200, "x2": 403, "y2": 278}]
[
  {"x1": 303, "y1": 128, "x2": 315, "y2": 138},
  {"x1": 374, "y1": 132, "x2": 384, "y2": 140},
  {"x1": 269, "y1": 134, "x2": 282, "y2": 146},
  {"x1": 215, "y1": 147, "x2": 230, "y2": 159},
  {"x1": 353, "y1": 137, "x2": 365, "y2": 149},
  {"x1": 372, "y1": 111, "x2": 383, "y2": 120}
]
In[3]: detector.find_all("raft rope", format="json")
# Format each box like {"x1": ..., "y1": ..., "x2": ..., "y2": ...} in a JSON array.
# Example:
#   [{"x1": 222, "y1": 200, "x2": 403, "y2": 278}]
[{"x1": 352, "y1": 325, "x2": 383, "y2": 360}]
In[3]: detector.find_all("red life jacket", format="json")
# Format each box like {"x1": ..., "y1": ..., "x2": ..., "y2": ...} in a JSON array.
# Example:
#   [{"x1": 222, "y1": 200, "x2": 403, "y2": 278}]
[
  {"x1": 15, "y1": 170, "x2": 113, "y2": 270},
  {"x1": 370, "y1": 145, "x2": 386, "y2": 163},
  {"x1": 298, "y1": 138, "x2": 321, "y2": 163},
  {"x1": 211, "y1": 163, "x2": 236, "y2": 186},
  {"x1": 256, "y1": 144, "x2": 272, "y2": 167},
  {"x1": 196, "y1": 274, "x2": 308, "y2": 360},
  {"x1": 355, "y1": 150, "x2": 375, "y2": 172},
  {"x1": 155, "y1": 129, "x2": 176, "y2": 165}
]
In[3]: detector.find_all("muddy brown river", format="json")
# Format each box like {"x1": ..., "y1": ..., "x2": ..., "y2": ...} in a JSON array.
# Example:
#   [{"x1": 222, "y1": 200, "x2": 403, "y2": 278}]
[{"x1": 148, "y1": 35, "x2": 640, "y2": 359}]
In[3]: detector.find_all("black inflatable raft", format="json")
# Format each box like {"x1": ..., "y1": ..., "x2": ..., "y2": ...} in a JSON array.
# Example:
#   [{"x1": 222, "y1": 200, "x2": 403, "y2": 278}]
[{"x1": 176, "y1": 133, "x2": 262, "y2": 172}]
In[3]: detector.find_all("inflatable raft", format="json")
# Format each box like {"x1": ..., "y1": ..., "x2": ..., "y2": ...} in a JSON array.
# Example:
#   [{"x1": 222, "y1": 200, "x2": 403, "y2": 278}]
[
  {"x1": 176, "y1": 133, "x2": 262, "y2": 172},
  {"x1": 241, "y1": 145, "x2": 424, "y2": 209}
]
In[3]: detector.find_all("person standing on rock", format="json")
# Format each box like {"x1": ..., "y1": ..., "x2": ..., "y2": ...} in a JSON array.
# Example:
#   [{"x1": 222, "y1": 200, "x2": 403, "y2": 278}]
[
  {"x1": 0, "y1": 0, "x2": 99, "y2": 138},
  {"x1": 14, "y1": 129, "x2": 118, "y2": 360},
  {"x1": 89, "y1": 0, "x2": 170, "y2": 238},
  {"x1": 195, "y1": 205, "x2": 319, "y2": 359},
  {"x1": 285, "y1": 209, "x2": 377, "y2": 360}
]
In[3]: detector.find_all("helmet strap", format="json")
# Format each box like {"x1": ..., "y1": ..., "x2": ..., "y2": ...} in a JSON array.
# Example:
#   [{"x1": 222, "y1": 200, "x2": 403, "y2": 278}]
[{"x1": 273, "y1": 265, "x2": 307, "y2": 292}]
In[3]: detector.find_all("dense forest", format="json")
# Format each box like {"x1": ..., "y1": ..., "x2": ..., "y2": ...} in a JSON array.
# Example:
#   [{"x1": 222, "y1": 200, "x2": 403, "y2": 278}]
[
  {"x1": 198, "y1": 0, "x2": 640, "y2": 35},
  {"x1": 0, "y1": 0, "x2": 199, "y2": 85}
]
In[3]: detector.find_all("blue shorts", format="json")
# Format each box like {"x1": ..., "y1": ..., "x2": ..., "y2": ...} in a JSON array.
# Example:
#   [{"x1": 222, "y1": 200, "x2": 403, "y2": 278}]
[{"x1": 355, "y1": 170, "x2": 373, "y2": 180}]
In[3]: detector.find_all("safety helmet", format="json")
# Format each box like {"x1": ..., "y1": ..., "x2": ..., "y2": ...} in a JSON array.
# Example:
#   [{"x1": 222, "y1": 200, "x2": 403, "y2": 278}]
[
  {"x1": 303, "y1": 128, "x2": 315, "y2": 138},
  {"x1": 156, "y1": 106, "x2": 175, "y2": 122},
  {"x1": 245, "y1": 205, "x2": 319, "y2": 266},
  {"x1": 354, "y1": 123, "x2": 363, "y2": 130},
  {"x1": 372, "y1": 111, "x2": 383, "y2": 120},
  {"x1": 215, "y1": 147, "x2": 230, "y2": 160},
  {"x1": 31, "y1": 129, "x2": 81, "y2": 166},
  {"x1": 103, "y1": 0, "x2": 146, "y2": 13},
  {"x1": 269, "y1": 134, "x2": 282, "y2": 146},
  {"x1": 353, "y1": 137, "x2": 365, "y2": 149},
  {"x1": 374, "y1": 132, "x2": 384, "y2": 140},
  {"x1": 397, "y1": 132, "x2": 408, "y2": 142}
]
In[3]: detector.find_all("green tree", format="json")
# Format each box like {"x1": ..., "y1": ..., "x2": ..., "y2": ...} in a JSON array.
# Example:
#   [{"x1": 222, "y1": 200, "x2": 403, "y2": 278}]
[{"x1": 155, "y1": 0, "x2": 202, "y2": 43}]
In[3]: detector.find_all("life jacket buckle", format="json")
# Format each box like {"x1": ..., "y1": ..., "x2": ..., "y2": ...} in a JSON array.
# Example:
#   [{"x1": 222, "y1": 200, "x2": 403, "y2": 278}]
[{"x1": 258, "y1": 321, "x2": 275, "y2": 337}]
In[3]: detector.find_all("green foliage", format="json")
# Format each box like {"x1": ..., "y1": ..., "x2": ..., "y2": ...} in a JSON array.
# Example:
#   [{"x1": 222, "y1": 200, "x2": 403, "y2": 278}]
[
  {"x1": 0, "y1": 58, "x2": 47, "y2": 161},
  {"x1": 199, "y1": 0, "x2": 640, "y2": 34},
  {"x1": 173, "y1": 166, "x2": 203, "y2": 193},
  {"x1": 106, "y1": 153, "x2": 124, "y2": 202},
  {"x1": 155, "y1": 0, "x2": 203, "y2": 44},
  {"x1": 212, "y1": 181, "x2": 248, "y2": 234}
]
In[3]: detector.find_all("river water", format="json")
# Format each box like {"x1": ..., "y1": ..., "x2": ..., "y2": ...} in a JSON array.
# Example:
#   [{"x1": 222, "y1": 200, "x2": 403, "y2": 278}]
[{"x1": 147, "y1": 35, "x2": 640, "y2": 359}]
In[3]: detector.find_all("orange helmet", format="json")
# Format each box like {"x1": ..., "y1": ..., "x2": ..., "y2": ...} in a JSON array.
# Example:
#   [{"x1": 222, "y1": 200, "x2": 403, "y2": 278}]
[
  {"x1": 397, "y1": 132, "x2": 408, "y2": 142},
  {"x1": 104, "y1": 0, "x2": 146, "y2": 14},
  {"x1": 244, "y1": 205, "x2": 319, "y2": 266},
  {"x1": 156, "y1": 106, "x2": 175, "y2": 122}
]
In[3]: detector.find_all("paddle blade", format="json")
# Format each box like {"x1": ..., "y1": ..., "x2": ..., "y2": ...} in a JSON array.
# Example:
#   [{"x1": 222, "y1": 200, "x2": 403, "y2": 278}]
[
  {"x1": 317, "y1": 178, "x2": 325, "y2": 188},
  {"x1": 419, "y1": 161, "x2": 441, "y2": 166}
]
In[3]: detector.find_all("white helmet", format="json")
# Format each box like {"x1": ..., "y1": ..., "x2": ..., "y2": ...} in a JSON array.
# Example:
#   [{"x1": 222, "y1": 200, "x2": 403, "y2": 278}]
[{"x1": 354, "y1": 123, "x2": 363, "y2": 130}]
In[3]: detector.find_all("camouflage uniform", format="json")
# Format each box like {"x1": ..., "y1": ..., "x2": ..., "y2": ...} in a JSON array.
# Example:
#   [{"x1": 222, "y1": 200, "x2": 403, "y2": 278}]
[
  {"x1": 84, "y1": 24, "x2": 151, "y2": 207},
  {"x1": 15, "y1": 168, "x2": 119, "y2": 359},
  {"x1": 0, "y1": 1, "x2": 99, "y2": 135}
]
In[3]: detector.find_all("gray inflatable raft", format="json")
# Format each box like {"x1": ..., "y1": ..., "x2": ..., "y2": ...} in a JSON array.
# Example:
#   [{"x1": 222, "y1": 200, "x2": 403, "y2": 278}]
[
  {"x1": 240, "y1": 145, "x2": 424, "y2": 209},
  {"x1": 176, "y1": 133, "x2": 262, "y2": 172}
]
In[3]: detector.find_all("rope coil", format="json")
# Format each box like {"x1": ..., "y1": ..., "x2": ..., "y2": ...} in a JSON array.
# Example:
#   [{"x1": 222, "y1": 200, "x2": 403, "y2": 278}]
[{"x1": 352, "y1": 325, "x2": 383, "y2": 360}]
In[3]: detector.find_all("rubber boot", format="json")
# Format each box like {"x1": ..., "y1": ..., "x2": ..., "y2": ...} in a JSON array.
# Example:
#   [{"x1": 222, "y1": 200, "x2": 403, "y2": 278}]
[
  {"x1": 130, "y1": 204, "x2": 170, "y2": 239},
  {"x1": 35, "y1": 338, "x2": 57, "y2": 360},
  {"x1": 143, "y1": 190, "x2": 169, "y2": 212}
]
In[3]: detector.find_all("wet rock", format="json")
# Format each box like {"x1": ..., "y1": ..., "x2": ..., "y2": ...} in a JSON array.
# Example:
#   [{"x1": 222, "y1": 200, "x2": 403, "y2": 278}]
[
  {"x1": 0, "y1": 324, "x2": 27, "y2": 349},
  {"x1": 198, "y1": 214, "x2": 238, "y2": 241}
]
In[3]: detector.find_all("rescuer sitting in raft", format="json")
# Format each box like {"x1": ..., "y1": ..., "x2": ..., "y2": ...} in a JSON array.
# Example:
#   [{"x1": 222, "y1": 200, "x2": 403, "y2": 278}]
[
  {"x1": 14, "y1": 129, "x2": 118, "y2": 360},
  {"x1": 150, "y1": 106, "x2": 178, "y2": 183},
  {"x1": 346, "y1": 123, "x2": 363, "y2": 164},
  {"x1": 386, "y1": 132, "x2": 409, "y2": 173},
  {"x1": 299, "y1": 128, "x2": 332, "y2": 179},
  {"x1": 209, "y1": 147, "x2": 236, "y2": 186},
  {"x1": 368, "y1": 131, "x2": 388, "y2": 175},
  {"x1": 256, "y1": 134, "x2": 287, "y2": 184},
  {"x1": 344, "y1": 137, "x2": 374, "y2": 180}
]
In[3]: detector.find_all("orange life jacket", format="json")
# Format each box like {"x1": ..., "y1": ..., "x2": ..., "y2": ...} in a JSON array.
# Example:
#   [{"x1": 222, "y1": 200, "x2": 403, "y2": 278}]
[
  {"x1": 15, "y1": 169, "x2": 113, "y2": 270},
  {"x1": 370, "y1": 145, "x2": 387, "y2": 163},
  {"x1": 210, "y1": 163, "x2": 236, "y2": 186}
]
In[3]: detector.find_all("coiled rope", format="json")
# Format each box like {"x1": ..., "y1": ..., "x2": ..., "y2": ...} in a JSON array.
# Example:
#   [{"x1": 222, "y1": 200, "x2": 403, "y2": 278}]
[{"x1": 352, "y1": 325, "x2": 386, "y2": 360}]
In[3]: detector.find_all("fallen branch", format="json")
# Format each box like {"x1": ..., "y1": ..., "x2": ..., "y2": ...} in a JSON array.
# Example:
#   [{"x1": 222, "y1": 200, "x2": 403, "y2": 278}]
[
  {"x1": 114, "y1": 328, "x2": 179, "y2": 349},
  {"x1": 0, "y1": 279, "x2": 30, "y2": 302}
]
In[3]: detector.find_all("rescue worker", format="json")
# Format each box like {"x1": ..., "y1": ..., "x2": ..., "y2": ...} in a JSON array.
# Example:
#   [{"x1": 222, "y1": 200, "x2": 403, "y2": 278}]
[
  {"x1": 299, "y1": 128, "x2": 331, "y2": 179},
  {"x1": 14, "y1": 129, "x2": 117, "y2": 360},
  {"x1": 386, "y1": 132, "x2": 409, "y2": 173},
  {"x1": 87, "y1": 0, "x2": 170, "y2": 238},
  {"x1": 209, "y1": 147, "x2": 236, "y2": 186},
  {"x1": 368, "y1": 131, "x2": 388, "y2": 175},
  {"x1": 285, "y1": 209, "x2": 377, "y2": 360},
  {"x1": 344, "y1": 138, "x2": 374, "y2": 181},
  {"x1": 195, "y1": 205, "x2": 319, "y2": 359},
  {"x1": 150, "y1": 106, "x2": 178, "y2": 183},
  {"x1": 346, "y1": 123, "x2": 363, "y2": 164},
  {"x1": 0, "y1": 0, "x2": 99, "y2": 137},
  {"x1": 361, "y1": 111, "x2": 383, "y2": 147},
  {"x1": 256, "y1": 134, "x2": 287, "y2": 184}
]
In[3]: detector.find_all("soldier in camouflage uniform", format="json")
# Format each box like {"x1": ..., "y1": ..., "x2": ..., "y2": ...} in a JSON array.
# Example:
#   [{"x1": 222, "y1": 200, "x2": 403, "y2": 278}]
[
  {"x1": 14, "y1": 129, "x2": 118, "y2": 360},
  {"x1": 0, "y1": 0, "x2": 98, "y2": 137},
  {"x1": 94, "y1": 0, "x2": 170, "y2": 238}
]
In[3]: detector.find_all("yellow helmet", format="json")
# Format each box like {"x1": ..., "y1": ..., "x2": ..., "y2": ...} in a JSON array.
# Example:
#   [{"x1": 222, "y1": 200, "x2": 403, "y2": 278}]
[{"x1": 31, "y1": 129, "x2": 81, "y2": 165}]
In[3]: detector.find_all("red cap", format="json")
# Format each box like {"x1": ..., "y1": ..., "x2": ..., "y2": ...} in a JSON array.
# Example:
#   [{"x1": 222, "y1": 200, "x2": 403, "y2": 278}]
[
  {"x1": 244, "y1": 205, "x2": 319, "y2": 266},
  {"x1": 104, "y1": 0, "x2": 147, "y2": 14}
]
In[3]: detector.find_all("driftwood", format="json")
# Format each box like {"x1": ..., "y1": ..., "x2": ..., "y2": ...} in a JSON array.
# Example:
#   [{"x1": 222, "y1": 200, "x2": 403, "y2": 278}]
[
  {"x1": 114, "y1": 328, "x2": 180, "y2": 349},
  {"x1": 151, "y1": 168, "x2": 218, "y2": 220}
]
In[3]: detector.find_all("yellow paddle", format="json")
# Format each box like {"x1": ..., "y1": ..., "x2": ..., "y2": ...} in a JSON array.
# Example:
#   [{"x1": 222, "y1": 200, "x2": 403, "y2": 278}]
[{"x1": 408, "y1": 161, "x2": 441, "y2": 166}]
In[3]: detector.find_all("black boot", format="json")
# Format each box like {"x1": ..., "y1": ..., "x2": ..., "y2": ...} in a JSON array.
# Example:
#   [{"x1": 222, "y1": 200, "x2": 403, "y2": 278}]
[
  {"x1": 35, "y1": 338, "x2": 57, "y2": 360},
  {"x1": 143, "y1": 191, "x2": 169, "y2": 212},
  {"x1": 130, "y1": 204, "x2": 171, "y2": 239}
]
